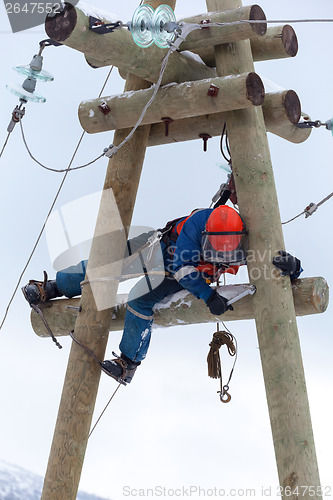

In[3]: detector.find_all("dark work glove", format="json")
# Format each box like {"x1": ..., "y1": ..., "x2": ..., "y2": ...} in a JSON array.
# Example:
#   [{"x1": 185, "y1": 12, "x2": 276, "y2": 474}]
[
  {"x1": 206, "y1": 290, "x2": 234, "y2": 316},
  {"x1": 273, "y1": 250, "x2": 301, "y2": 277}
]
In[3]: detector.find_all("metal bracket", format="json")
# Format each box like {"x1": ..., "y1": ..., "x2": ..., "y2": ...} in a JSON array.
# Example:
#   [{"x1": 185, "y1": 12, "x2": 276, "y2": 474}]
[
  {"x1": 89, "y1": 16, "x2": 123, "y2": 34},
  {"x1": 169, "y1": 22, "x2": 201, "y2": 51},
  {"x1": 296, "y1": 118, "x2": 332, "y2": 130},
  {"x1": 207, "y1": 84, "x2": 219, "y2": 97}
]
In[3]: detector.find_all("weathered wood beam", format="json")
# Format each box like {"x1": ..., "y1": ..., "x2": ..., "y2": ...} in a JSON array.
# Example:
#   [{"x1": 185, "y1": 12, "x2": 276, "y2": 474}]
[
  {"x1": 79, "y1": 87, "x2": 310, "y2": 144},
  {"x1": 206, "y1": 0, "x2": 322, "y2": 495},
  {"x1": 148, "y1": 92, "x2": 311, "y2": 146},
  {"x1": 177, "y1": 5, "x2": 266, "y2": 51},
  {"x1": 45, "y1": 2, "x2": 216, "y2": 84},
  {"x1": 46, "y1": 3, "x2": 269, "y2": 79},
  {"x1": 79, "y1": 72, "x2": 264, "y2": 134},
  {"x1": 84, "y1": 25, "x2": 297, "y2": 70},
  {"x1": 31, "y1": 278, "x2": 329, "y2": 338},
  {"x1": 195, "y1": 25, "x2": 298, "y2": 67}
]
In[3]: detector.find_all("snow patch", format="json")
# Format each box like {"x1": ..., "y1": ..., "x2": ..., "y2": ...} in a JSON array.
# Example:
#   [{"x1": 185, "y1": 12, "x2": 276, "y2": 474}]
[
  {"x1": 89, "y1": 109, "x2": 94, "y2": 118},
  {"x1": 77, "y1": 1, "x2": 119, "y2": 23},
  {"x1": 153, "y1": 289, "x2": 191, "y2": 311},
  {"x1": 181, "y1": 50, "x2": 205, "y2": 65},
  {"x1": 141, "y1": 328, "x2": 150, "y2": 340}
]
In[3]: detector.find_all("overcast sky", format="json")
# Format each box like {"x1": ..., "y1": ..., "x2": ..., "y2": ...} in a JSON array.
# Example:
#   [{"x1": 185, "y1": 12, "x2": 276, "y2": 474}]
[{"x1": 0, "y1": 0, "x2": 332, "y2": 499}]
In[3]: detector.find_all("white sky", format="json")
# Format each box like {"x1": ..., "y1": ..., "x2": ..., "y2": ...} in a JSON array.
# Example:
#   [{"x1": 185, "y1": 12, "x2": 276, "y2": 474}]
[{"x1": 0, "y1": 0, "x2": 332, "y2": 499}]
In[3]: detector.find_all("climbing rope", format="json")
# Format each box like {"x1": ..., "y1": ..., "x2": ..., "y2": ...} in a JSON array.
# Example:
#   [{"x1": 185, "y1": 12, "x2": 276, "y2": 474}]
[{"x1": 207, "y1": 322, "x2": 237, "y2": 403}]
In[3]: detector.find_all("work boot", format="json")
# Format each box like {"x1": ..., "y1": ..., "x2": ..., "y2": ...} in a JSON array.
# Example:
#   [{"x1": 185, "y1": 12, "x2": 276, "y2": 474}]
[
  {"x1": 22, "y1": 271, "x2": 63, "y2": 305},
  {"x1": 101, "y1": 353, "x2": 140, "y2": 385}
]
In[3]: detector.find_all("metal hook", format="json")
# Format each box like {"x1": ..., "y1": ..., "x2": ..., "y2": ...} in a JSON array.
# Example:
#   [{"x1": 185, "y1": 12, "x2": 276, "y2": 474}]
[{"x1": 219, "y1": 385, "x2": 232, "y2": 403}]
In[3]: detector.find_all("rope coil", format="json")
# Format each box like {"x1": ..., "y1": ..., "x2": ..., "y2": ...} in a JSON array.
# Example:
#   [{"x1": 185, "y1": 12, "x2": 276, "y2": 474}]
[{"x1": 207, "y1": 324, "x2": 237, "y2": 403}]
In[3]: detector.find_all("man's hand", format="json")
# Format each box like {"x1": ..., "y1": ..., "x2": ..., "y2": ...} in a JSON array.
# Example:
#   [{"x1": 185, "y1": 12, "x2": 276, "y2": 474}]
[
  {"x1": 273, "y1": 250, "x2": 301, "y2": 277},
  {"x1": 206, "y1": 290, "x2": 234, "y2": 315}
]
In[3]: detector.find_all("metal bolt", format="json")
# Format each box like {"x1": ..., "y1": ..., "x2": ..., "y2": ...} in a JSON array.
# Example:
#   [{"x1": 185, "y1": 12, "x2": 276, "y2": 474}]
[
  {"x1": 207, "y1": 84, "x2": 219, "y2": 97},
  {"x1": 98, "y1": 101, "x2": 110, "y2": 115},
  {"x1": 161, "y1": 117, "x2": 174, "y2": 137},
  {"x1": 199, "y1": 133, "x2": 212, "y2": 152}
]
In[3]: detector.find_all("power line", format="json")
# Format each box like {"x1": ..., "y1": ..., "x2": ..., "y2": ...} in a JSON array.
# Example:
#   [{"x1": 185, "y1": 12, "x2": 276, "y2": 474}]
[
  {"x1": 0, "y1": 132, "x2": 84, "y2": 330},
  {"x1": 282, "y1": 191, "x2": 333, "y2": 225},
  {"x1": 0, "y1": 65, "x2": 114, "y2": 330},
  {"x1": 209, "y1": 18, "x2": 333, "y2": 29},
  {"x1": 0, "y1": 133, "x2": 10, "y2": 159},
  {"x1": 19, "y1": 118, "x2": 104, "y2": 172}
]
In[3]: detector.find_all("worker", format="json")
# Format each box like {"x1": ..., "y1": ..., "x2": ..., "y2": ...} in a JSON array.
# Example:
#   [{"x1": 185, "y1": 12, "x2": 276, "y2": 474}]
[{"x1": 23, "y1": 205, "x2": 302, "y2": 384}]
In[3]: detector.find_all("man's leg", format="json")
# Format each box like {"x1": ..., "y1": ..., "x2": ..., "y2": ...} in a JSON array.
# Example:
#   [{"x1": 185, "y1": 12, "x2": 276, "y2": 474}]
[
  {"x1": 23, "y1": 230, "x2": 158, "y2": 305},
  {"x1": 22, "y1": 261, "x2": 88, "y2": 305},
  {"x1": 102, "y1": 276, "x2": 183, "y2": 383}
]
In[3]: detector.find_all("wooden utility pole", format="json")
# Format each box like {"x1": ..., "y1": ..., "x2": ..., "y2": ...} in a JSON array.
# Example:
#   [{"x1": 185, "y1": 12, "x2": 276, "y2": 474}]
[
  {"x1": 40, "y1": 16, "x2": 167, "y2": 500},
  {"x1": 206, "y1": 0, "x2": 322, "y2": 497},
  {"x1": 35, "y1": 1, "x2": 329, "y2": 499},
  {"x1": 40, "y1": 75, "x2": 151, "y2": 500}
]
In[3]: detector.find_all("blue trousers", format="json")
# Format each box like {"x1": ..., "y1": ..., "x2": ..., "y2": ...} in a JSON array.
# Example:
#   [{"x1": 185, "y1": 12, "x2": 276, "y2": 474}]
[
  {"x1": 120, "y1": 275, "x2": 183, "y2": 362},
  {"x1": 55, "y1": 238, "x2": 182, "y2": 362}
]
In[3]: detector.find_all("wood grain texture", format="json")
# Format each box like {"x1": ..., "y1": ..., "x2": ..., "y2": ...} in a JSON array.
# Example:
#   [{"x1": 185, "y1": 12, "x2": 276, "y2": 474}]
[
  {"x1": 31, "y1": 278, "x2": 329, "y2": 338},
  {"x1": 78, "y1": 73, "x2": 264, "y2": 134},
  {"x1": 178, "y1": 5, "x2": 266, "y2": 52},
  {"x1": 147, "y1": 91, "x2": 310, "y2": 146},
  {"x1": 195, "y1": 25, "x2": 298, "y2": 67},
  {"x1": 206, "y1": 0, "x2": 322, "y2": 498}
]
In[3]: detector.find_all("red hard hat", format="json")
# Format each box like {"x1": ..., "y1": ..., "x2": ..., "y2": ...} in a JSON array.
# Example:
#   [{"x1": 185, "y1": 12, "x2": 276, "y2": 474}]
[
  {"x1": 202, "y1": 206, "x2": 246, "y2": 265},
  {"x1": 206, "y1": 205, "x2": 244, "y2": 251}
]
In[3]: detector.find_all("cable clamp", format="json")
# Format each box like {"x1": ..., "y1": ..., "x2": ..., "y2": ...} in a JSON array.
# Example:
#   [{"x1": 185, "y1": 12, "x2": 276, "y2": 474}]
[
  {"x1": 169, "y1": 22, "x2": 201, "y2": 51},
  {"x1": 103, "y1": 144, "x2": 118, "y2": 158},
  {"x1": 304, "y1": 202, "x2": 318, "y2": 218},
  {"x1": 7, "y1": 104, "x2": 26, "y2": 133}
]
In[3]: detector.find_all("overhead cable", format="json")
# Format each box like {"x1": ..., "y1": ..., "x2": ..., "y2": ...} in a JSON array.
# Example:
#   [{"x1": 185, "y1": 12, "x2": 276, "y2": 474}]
[
  {"x1": 0, "y1": 65, "x2": 114, "y2": 330},
  {"x1": 19, "y1": 118, "x2": 104, "y2": 172},
  {"x1": 282, "y1": 191, "x2": 333, "y2": 225}
]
